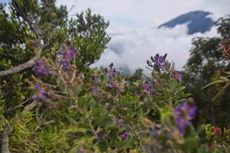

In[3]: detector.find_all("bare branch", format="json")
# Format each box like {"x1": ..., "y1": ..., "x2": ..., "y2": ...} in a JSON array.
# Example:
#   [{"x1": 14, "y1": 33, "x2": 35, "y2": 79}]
[
  {"x1": 0, "y1": 44, "x2": 46, "y2": 77},
  {"x1": 0, "y1": 55, "x2": 39, "y2": 77},
  {"x1": 0, "y1": 42, "x2": 50, "y2": 77},
  {"x1": 1, "y1": 125, "x2": 11, "y2": 153},
  {"x1": 0, "y1": 1, "x2": 46, "y2": 77},
  {"x1": 12, "y1": 0, "x2": 41, "y2": 39}
]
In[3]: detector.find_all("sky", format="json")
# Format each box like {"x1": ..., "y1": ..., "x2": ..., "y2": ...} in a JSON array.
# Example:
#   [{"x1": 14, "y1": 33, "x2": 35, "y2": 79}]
[
  {"x1": 58, "y1": 0, "x2": 229, "y2": 28},
  {"x1": 2, "y1": 0, "x2": 229, "y2": 73}
]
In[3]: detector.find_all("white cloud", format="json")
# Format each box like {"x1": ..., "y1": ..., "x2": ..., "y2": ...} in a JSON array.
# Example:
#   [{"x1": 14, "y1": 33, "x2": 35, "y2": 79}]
[
  {"x1": 58, "y1": 0, "x2": 229, "y2": 27},
  {"x1": 57, "y1": 0, "x2": 229, "y2": 73},
  {"x1": 93, "y1": 24, "x2": 218, "y2": 73}
]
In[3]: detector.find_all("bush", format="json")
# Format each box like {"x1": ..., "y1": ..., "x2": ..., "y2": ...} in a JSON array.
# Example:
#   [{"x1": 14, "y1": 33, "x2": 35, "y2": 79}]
[{"x1": 0, "y1": 44, "x2": 223, "y2": 152}]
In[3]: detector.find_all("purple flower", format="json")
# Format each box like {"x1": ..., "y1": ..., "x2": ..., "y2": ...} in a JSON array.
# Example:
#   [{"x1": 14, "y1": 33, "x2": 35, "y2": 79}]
[
  {"x1": 120, "y1": 131, "x2": 129, "y2": 140},
  {"x1": 109, "y1": 62, "x2": 114, "y2": 69},
  {"x1": 32, "y1": 83, "x2": 47, "y2": 100},
  {"x1": 60, "y1": 60, "x2": 70, "y2": 71},
  {"x1": 173, "y1": 102, "x2": 197, "y2": 135},
  {"x1": 58, "y1": 42, "x2": 76, "y2": 71},
  {"x1": 34, "y1": 59, "x2": 50, "y2": 76},
  {"x1": 107, "y1": 68, "x2": 117, "y2": 80},
  {"x1": 89, "y1": 86, "x2": 98, "y2": 93},
  {"x1": 111, "y1": 68, "x2": 118, "y2": 78},
  {"x1": 171, "y1": 71, "x2": 183, "y2": 82},
  {"x1": 149, "y1": 127, "x2": 158, "y2": 137},
  {"x1": 150, "y1": 53, "x2": 167, "y2": 71},
  {"x1": 103, "y1": 64, "x2": 118, "y2": 80},
  {"x1": 116, "y1": 118, "x2": 125, "y2": 128},
  {"x1": 63, "y1": 48, "x2": 75, "y2": 62},
  {"x1": 107, "y1": 83, "x2": 114, "y2": 89},
  {"x1": 142, "y1": 81, "x2": 153, "y2": 95}
]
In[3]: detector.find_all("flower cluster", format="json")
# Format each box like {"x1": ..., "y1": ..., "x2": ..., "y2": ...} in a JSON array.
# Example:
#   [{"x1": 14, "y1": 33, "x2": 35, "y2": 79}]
[
  {"x1": 105, "y1": 63, "x2": 118, "y2": 79},
  {"x1": 107, "y1": 83, "x2": 114, "y2": 89},
  {"x1": 173, "y1": 101, "x2": 197, "y2": 135},
  {"x1": 147, "y1": 53, "x2": 168, "y2": 71},
  {"x1": 33, "y1": 42, "x2": 76, "y2": 100},
  {"x1": 142, "y1": 81, "x2": 154, "y2": 95},
  {"x1": 212, "y1": 127, "x2": 222, "y2": 136},
  {"x1": 119, "y1": 130, "x2": 129, "y2": 140},
  {"x1": 89, "y1": 86, "x2": 98, "y2": 93},
  {"x1": 171, "y1": 71, "x2": 183, "y2": 82},
  {"x1": 58, "y1": 42, "x2": 76, "y2": 71},
  {"x1": 115, "y1": 118, "x2": 129, "y2": 140},
  {"x1": 34, "y1": 59, "x2": 50, "y2": 76},
  {"x1": 32, "y1": 83, "x2": 46, "y2": 100},
  {"x1": 103, "y1": 63, "x2": 119, "y2": 89}
]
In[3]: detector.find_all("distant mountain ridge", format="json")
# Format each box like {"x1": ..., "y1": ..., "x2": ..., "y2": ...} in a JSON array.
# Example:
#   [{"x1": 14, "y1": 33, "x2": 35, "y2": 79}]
[{"x1": 158, "y1": 10, "x2": 215, "y2": 35}]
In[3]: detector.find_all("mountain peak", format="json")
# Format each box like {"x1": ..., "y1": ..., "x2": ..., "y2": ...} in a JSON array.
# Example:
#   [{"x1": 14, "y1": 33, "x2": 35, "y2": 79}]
[{"x1": 158, "y1": 10, "x2": 215, "y2": 34}]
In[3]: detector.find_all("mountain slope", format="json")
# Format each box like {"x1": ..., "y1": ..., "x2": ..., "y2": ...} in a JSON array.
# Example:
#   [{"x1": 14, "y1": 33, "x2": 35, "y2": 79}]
[{"x1": 159, "y1": 10, "x2": 215, "y2": 34}]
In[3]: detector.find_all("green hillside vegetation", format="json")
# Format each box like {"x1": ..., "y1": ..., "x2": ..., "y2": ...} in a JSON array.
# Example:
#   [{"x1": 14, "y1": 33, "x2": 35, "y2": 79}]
[{"x1": 0, "y1": 0, "x2": 230, "y2": 152}]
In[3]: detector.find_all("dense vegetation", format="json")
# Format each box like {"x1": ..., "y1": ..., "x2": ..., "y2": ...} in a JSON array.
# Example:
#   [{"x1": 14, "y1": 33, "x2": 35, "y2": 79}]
[
  {"x1": 0, "y1": 0, "x2": 230, "y2": 152},
  {"x1": 184, "y1": 16, "x2": 230, "y2": 126}
]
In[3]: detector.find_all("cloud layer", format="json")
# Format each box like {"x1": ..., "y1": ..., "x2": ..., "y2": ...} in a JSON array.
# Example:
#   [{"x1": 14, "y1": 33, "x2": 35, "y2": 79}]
[
  {"x1": 57, "y1": 0, "x2": 229, "y2": 73},
  {"x1": 58, "y1": 0, "x2": 229, "y2": 27},
  {"x1": 93, "y1": 24, "x2": 218, "y2": 73}
]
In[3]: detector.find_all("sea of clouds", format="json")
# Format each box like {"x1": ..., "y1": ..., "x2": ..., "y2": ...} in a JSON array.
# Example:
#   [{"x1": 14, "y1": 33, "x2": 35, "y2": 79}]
[
  {"x1": 92, "y1": 23, "x2": 218, "y2": 74},
  {"x1": 56, "y1": 0, "x2": 229, "y2": 74}
]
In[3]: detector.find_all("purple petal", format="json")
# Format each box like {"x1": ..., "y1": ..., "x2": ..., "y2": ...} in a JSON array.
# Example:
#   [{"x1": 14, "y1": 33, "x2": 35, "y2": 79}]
[{"x1": 120, "y1": 131, "x2": 129, "y2": 140}]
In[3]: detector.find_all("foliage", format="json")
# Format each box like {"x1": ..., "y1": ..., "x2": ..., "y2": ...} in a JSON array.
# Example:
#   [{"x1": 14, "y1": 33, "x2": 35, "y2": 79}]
[
  {"x1": 0, "y1": 1, "x2": 230, "y2": 152},
  {"x1": 184, "y1": 16, "x2": 230, "y2": 126},
  {"x1": 0, "y1": 0, "x2": 110, "y2": 113},
  {"x1": 68, "y1": 8, "x2": 111, "y2": 69},
  {"x1": 0, "y1": 43, "x2": 219, "y2": 152}
]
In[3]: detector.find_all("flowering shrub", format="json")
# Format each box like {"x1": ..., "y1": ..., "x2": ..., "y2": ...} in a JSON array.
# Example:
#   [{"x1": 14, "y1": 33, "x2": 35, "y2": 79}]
[
  {"x1": 1, "y1": 42, "x2": 228, "y2": 152},
  {"x1": 203, "y1": 124, "x2": 230, "y2": 152},
  {"x1": 147, "y1": 53, "x2": 168, "y2": 72},
  {"x1": 1, "y1": 2, "x2": 229, "y2": 152},
  {"x1": 173, "y1": 101, "x2": 197, "y2": 135},
  {"x1": 34, "y1": 59, "x2": 50, "y2": 77},
  {"x1": 197, "y1": 39, "x2": 230, "y2": 152}
]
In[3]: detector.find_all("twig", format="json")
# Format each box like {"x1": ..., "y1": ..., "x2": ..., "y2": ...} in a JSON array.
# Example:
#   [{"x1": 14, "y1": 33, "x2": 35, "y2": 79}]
[
  {"x1": 0, "y1": 43, "x2": 48, "y2": 77},
  {"x1": 5, "y1": 98, "x2": 32, "y2": 113},
  {"x1": 0, "y1": 54, "x2": 39, "y2": 77},
  {"x1": 1, "y1": 125, "x2": 11, "y2": 153},
  {"x1": 0, "y1": 1, "x2": 46, "y2": 78}
]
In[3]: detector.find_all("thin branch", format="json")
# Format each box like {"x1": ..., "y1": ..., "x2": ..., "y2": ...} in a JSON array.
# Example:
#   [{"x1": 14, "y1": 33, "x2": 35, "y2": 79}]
[
  {"x1": 0, "y1": 1, "x2": 62, "y2": 77},
  {"x1": 0, "y1": 54, "x2": 39, "y2": 77},
  {"x1": 12, "y1": 0, "x2": 41, "y2": 39},
  {"x1": 0, "y1": 43, "x2": 49, "y2": 77},
  {"x1": 5, "y1": 98, "x2": 32, "y2": 113},
  {"x1": 1, "y1": 125, "x2": 11, "y2": 153},
  {"x1": 0, "y1": 1, "x2": 45, "y2": 77},
  {"x1": 202, "y1": 80, "x2": 225, "y2": 90}
]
